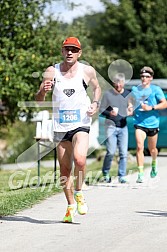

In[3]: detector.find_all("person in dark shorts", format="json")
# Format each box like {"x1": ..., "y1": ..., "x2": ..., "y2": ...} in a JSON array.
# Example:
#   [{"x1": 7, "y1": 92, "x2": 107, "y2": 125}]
[
  {"x1": 131, "y1": 66, "x2": 166, "y2": 183},
  {"x1": 35, "y1": 37, "x2": 101, "y2": 222}
]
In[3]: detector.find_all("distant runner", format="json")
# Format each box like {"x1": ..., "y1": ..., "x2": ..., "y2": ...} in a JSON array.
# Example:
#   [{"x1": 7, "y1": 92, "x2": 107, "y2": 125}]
[{"x1": 131, "y1": 66, "x2": 166, "y2": 183}]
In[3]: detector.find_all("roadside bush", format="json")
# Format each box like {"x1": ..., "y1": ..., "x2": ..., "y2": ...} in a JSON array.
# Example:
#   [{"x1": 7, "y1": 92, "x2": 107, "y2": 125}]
[{"x1": 2, "y1": 121, "x2": 36, "y2": 164}]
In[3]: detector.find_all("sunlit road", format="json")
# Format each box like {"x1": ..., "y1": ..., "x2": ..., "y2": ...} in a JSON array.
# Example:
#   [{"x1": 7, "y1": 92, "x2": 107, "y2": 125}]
[{"x1": 1, "y1": 154, "x2": 167, "y2": 252}]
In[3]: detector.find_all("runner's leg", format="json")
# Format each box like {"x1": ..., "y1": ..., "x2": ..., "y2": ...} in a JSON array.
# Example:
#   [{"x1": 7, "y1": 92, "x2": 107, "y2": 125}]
[
  {"x1": 72, "y1": 131, "x2": 89, "y2": 215},
  {"x1": 148, "y1": 134, "x2": 158, "y2": 160},
  {"x1": 57, "y1": 141, "x2": 74, "y2": 205},
  {"x1": 72, "y1": 131, "x2": 89, "y2": 190},
  {"x1": 148, "y1": 134, "x2": 158, "y2": 177},
  {"x1": 135, "y1": 128, "x2": 146, "y2": 167}
]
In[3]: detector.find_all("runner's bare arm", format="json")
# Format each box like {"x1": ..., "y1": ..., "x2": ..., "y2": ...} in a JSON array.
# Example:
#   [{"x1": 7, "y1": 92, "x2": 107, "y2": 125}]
[
  {"x1": 86, "y1": 66, "x2": 101, "y2": 103},
  {"x1": 35, "y1": 66, "x2": 55, "y2": 101},
  {"x1": 83, "y1": 66, "x2": 100, "y2": 116},
  {"x1": 142, "y1": 98, "x2": 167, "y2": 111},
  {"x1": 127, "y1": 98, "x2": 134, "y2": 116}
]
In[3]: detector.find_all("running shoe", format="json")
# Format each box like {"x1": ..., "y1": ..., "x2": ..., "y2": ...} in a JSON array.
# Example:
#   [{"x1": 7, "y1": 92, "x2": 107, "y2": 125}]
[
  {"x1": 136, "y1": 172, "x2": 144, "y2": 183},
  {"x1": 119, "y1": 176, "x2": 127, "y2": 184},
  {"x1": 74, "y1": 191, "x2": 88, "y2": 215},
  {"x1": 100, "y1": 173, "x2": 111, "y2": 183},
  {"x1": 150, "y1": 167, "x2": 157, "y2": 178},
  {"x1": 63, "y1": 205, "x2": 76, "y2": 223}
]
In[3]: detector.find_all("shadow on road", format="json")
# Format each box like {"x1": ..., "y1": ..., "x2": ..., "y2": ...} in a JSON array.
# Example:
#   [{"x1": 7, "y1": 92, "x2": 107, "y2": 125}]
[
  {"x1": 0, "y1": 215, "x2": 81, "y2": 225},
  {"x1": 0, "y1": 215, "x2": 60, "y2": 224},
  {"x1": 136, "y1": 210, "x2": 167, "y2": 217}
]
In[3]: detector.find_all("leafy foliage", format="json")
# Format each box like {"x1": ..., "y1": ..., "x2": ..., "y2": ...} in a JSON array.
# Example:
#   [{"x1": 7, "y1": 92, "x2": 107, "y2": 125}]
[
  {"x1": 1, "y1": 0, "x2": 167, "y2": 126},
  {"x1": 0, "y1": 0, "x2": 111, "y2": 126},
  {"x1": 1, "y1": 1, "x2": 38, "y2": 122},
  {"x1": 88, "y1": 0, "x2": 167, "y2": 78},
  {"x1": 0, "y1": 0, "x2": 64, "y2": 125}
]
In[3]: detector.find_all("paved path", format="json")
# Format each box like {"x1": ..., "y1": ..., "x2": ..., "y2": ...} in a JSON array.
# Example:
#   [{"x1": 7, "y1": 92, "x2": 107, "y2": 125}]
[{"x1": 1, "y1": 155, "x2": 167, "y2": 252}]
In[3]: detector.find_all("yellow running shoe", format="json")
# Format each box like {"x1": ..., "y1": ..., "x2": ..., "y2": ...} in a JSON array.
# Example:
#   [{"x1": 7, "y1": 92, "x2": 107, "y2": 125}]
[
  {"x1": 74, "y1": 191, "x2": 88, "y2": 215},
  {"x1": 63, "y1": 205, "x2": 76, "y2": 223}
]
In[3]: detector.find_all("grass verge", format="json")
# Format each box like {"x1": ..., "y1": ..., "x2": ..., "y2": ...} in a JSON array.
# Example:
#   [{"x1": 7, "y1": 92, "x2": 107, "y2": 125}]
[
  {"x1": 0, "y1": 158, "x2": 138, "y2": 216},
  {"x1": 0, "y1": 167, "x2": 61, "y2": 216}
]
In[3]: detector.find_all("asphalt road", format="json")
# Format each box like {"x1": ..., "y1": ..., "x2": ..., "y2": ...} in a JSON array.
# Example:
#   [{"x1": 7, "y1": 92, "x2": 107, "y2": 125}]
[{"x1": 1, "y1": 155, "x2": 167, "y2": 252}]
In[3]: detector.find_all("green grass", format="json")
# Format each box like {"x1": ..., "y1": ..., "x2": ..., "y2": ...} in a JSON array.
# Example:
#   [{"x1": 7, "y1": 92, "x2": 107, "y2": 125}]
[
  {"x1": 0, "y1": 158, "x2": 138, "y2": 216},
  {"x1": 86, "y1": 158, "x2": 138, "y2": 184},
  {"x1": 0, "y1": 167, "x2": 61, "y2": 216}
]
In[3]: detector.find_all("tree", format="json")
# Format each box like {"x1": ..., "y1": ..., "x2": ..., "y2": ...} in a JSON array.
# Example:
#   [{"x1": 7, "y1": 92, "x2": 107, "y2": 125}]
[
  {"x1": 0, "y1": 0, "x2": 112, "y2": 126},
  {"x1": 0, "y1": 1, "x2": 46, "y2": 124},
  {"x1": 0, "y1": 0, "x2": 72, "y2": 126},
  {"x1": 87, "y1": 0, "x2": 167, "y2": 78}
]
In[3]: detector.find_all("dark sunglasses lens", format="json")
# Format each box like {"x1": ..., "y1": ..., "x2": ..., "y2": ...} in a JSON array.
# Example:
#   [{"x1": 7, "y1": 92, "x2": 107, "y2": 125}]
[{"x1": 65, "y1": 47, "x2": 79, "y2": 53}]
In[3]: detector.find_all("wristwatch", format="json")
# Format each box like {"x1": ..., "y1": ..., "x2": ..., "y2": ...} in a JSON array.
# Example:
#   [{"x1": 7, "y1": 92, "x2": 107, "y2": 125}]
[
  {"x1": 92, "y1": 100, "x2": 100, "y2": 107},
  {"x1": 152, "y1": 106, "x2": 155, "y2": 110}
]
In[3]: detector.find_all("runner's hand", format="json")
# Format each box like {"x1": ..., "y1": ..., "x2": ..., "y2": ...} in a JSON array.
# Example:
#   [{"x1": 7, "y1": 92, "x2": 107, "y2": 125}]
[
  {"x1": 42, "y1": 80, "x2": 54, "y2": 93},
  {"x1": 141, "y1": 103, "x2": 152, "y2": 111},
  {"x1": 87, "y1": 103, "x2": 98, "y2": 116}
]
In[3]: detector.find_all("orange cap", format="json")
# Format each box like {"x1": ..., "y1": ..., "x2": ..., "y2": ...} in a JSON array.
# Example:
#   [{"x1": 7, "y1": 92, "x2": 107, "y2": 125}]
[{"x1": 62, "y1": 37, "x2": 81, "y2": 49}]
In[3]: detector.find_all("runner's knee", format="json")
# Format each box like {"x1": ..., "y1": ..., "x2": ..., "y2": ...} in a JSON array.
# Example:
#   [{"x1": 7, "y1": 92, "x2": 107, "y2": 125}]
[{"x1": 74, "y1": 157, "x2": 86, "y2": 169}]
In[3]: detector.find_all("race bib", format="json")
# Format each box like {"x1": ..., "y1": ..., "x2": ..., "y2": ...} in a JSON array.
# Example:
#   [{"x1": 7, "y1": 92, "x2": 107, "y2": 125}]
[{"x1": 59, "y1": 110, "x2": 81, "y2": 123}]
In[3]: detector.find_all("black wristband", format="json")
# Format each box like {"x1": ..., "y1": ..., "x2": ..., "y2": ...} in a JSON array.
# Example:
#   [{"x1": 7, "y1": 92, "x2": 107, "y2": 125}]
[
  {"x1": 152, "y1": 106, "x2": 155, "y2": 110},
  {"x1": 92, "y1": 100, "x2": 100, "y2": 107}
]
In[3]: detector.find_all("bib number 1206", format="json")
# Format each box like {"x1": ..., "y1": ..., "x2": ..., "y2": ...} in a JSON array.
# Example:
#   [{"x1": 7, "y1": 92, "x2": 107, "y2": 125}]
[{"x1": 59, "y1": 110, "x2": 81, "y2": 123}]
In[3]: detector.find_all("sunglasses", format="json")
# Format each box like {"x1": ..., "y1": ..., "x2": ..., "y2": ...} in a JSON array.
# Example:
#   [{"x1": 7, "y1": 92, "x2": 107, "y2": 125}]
[
  {"x1": 64, "y1": 47, "x2": 80, "y2": 53},
  {"x1": 140, "y1": 75, "x2": 151, "y2": 78}
]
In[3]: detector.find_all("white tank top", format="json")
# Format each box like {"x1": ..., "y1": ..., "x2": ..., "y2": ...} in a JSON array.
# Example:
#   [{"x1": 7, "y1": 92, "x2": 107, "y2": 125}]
[{"x1": 52, "y1": 62, "x2": 91, "y2": 132}]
